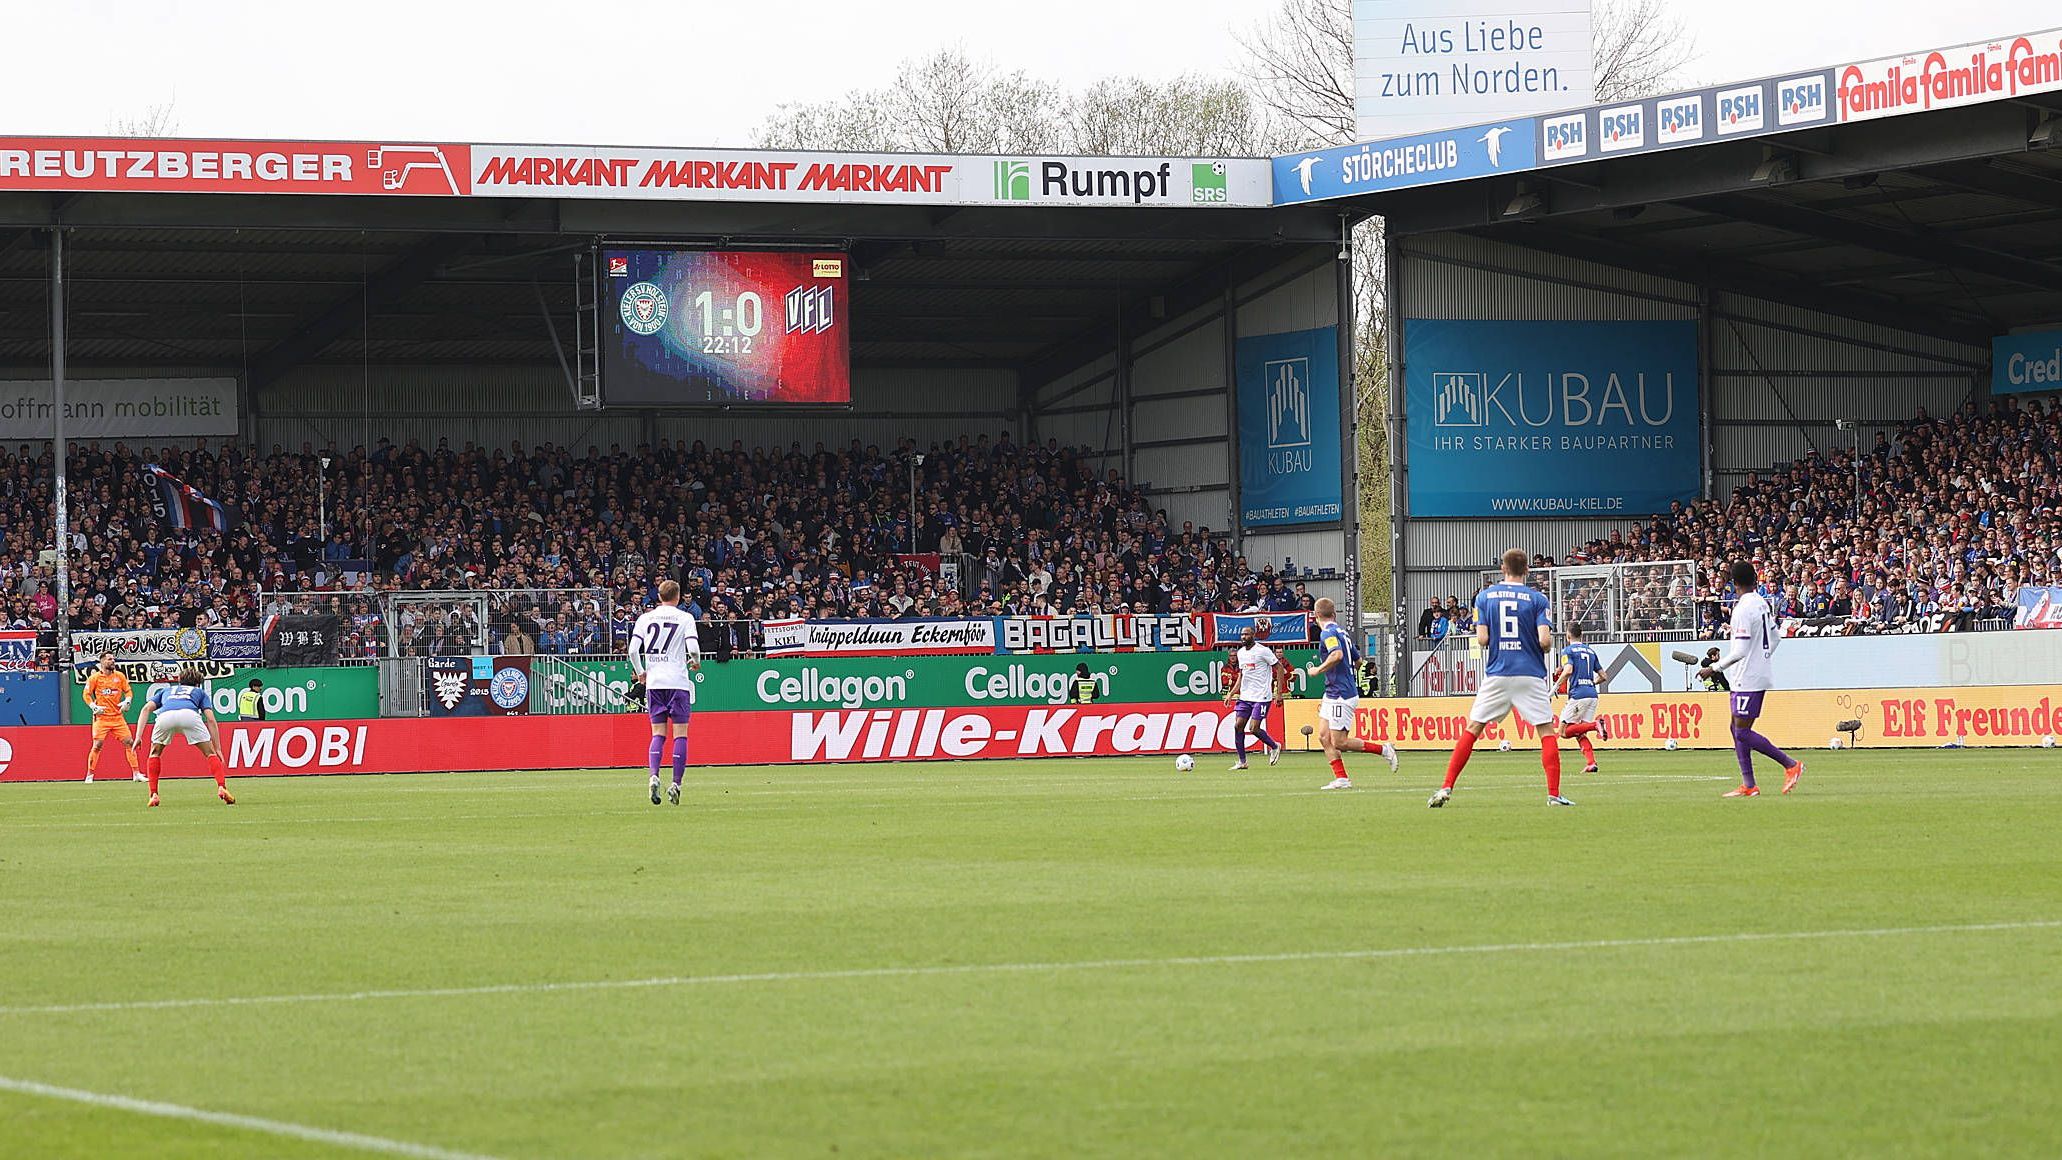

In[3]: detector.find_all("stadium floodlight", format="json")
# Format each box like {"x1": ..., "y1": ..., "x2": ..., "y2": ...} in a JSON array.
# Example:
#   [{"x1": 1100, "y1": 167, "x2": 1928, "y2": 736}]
[
  {"x1": 1501, "y1": 187, "x2": 1546, "y2": 218},
  {"x1": 2033, "y1": 117, "x2": 2058, "y2": 148}
]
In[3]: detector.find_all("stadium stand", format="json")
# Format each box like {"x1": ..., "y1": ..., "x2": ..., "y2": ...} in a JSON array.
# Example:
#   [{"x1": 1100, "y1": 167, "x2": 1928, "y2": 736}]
[
  {"x1": 1, "y1": 430, "x2": 1321, "y2": 655},
  {"x1": 1555, "y1": 396, "x2": 2062, "y2": 635}
]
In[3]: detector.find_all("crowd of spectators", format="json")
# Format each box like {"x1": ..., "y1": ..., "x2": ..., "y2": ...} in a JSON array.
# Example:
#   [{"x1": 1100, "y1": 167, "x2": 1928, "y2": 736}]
[
  {"x1": 1550, "y1": 396, "x2": 2062, "y2": 635},
  {"x1": 2, "y1": 431, "x2": 1324, "y2": 658}
]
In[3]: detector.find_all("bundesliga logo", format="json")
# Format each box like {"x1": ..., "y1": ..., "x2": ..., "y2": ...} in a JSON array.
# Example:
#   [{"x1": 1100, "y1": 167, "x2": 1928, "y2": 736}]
[{"x1": 619, "y1": 282, "x2": 668, "y2": 336}]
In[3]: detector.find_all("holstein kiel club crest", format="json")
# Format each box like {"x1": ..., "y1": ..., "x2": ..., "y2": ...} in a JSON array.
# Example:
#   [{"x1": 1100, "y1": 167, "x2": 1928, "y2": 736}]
[{"x1": 619, "y1": 282, "x2": 668, "y2": 335}]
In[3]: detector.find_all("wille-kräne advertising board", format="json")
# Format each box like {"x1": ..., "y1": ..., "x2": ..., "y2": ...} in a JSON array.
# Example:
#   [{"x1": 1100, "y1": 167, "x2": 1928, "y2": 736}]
[{"x1": 1402, "y1": 319, "x2": 1701, "y2": 518}]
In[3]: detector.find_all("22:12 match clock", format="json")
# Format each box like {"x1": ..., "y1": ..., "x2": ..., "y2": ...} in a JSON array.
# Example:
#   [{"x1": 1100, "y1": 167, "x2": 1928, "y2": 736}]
[{"x1": 601, "y1": 248, "x2": 850, "y2": 406}]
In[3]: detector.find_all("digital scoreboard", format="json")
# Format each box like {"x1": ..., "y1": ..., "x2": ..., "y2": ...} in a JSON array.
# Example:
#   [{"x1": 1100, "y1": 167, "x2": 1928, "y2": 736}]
[{"x1": 600, "y1": 249, "x2": 850, "y2": 406}]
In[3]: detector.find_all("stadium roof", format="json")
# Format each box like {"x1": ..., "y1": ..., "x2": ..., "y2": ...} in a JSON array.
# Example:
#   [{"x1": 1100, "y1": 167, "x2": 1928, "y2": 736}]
[
  {"x1": 0, "y1": 146, "x2": 1338, "y2": 381},
  {"x1": 1281, "y1": 27, "x2": 2062, "y2": 347}
]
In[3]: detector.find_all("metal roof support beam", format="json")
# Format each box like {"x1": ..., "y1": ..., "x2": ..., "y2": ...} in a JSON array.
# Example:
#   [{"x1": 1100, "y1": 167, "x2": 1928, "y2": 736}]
[
  {"x1": 246, "y1": 234, "x2": 478, "y2": 389},
  {"x1": 1690, "y1": 193, "x2": 2062, "y2": 294}
]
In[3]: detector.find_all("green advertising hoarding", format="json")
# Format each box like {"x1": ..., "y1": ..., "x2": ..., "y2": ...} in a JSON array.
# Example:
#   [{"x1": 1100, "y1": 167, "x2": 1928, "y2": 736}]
[
  {"x1": 68, "y1": 665, "x2": 379, "y2": 723},
  {"x1": 684, "y1": 650, "x2": 1322, "y2": 712}
]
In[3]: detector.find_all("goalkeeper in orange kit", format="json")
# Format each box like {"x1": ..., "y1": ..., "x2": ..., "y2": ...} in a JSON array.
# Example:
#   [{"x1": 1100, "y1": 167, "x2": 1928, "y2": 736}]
[{"x1": 82, "y1": 654, "x2": 144, "y2": 783}]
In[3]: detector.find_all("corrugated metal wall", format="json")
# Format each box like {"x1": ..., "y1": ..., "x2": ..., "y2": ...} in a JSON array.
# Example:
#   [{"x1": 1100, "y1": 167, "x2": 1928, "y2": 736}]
[
  {"x1": 254, "y1": 365, "x2": 1020, "y2": 453},
  {"x1": 1393, "y1": 231, "x2": 1987, "y2": 612}
]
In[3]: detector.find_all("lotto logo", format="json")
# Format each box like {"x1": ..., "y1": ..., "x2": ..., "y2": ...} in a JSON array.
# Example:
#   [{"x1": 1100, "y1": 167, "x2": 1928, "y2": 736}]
[
  {"x1": 1716, "y1": 86, "x2": 1765, "y2": 135},
  {"x1": 1599, "y1": 107, "x2": 1644, "y2": 152},
  {"x1": 1778, "y1": 77, "x2": 1828, "y2": 125}
]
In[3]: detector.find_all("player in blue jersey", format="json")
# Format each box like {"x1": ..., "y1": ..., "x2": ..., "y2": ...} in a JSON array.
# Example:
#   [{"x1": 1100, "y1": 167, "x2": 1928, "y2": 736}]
[
  {"x1": 1430, "y1": 549, "x2": 1572, "y2": 807},
  {"x1": 1554, "y1": 623, "x2": 1610, "y2": 773},
  {"x1": 133, "y1": 664, "x2": 234, "y2": 808},
  {"x1": 1304, "y1": 598, "x2": 1398, "y2": 789}
]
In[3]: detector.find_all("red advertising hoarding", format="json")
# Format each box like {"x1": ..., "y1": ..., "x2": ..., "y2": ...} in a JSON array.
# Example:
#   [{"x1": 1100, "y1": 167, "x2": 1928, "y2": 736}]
[
  {"x1": 0, "y1": 702, "x2": 1243, "y2": 782},
  {"x1": 0, "y1": 139, "x2": 470, "y2": 196}
]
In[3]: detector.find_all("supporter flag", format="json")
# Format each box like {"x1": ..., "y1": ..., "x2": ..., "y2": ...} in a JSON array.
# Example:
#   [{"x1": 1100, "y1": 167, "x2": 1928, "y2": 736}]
[{"x1": 143, "y1": 464, "x2": 235, "y2": 531}]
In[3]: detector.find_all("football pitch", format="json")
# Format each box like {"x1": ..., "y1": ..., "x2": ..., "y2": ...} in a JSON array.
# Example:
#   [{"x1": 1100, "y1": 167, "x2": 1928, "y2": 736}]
[{"x1": 4, "y1": 750, "x2": 2061, "y2": 1159}]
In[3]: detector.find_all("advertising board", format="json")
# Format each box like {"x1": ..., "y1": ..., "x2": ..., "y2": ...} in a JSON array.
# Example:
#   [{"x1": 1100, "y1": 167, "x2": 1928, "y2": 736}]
[
  {"x1": 0, "y1": 378, "x2": 238, "y2": 440},
  {"x1": 1402, "y1": 319, "x2": 1700, "y2": 517},
  {"x1": 1285, "y1": 684, "x2": 2062, "y2": 751},
  {"x1": 65, "y1": 665, "x2": 377, "y2": 724},
  {"x1": 1993, "y1": 331, "x2": 2062, "y2": 396},
  {"x1": 1235, "y1": 327, "x2": 1344, "y2": 527},
  {"x1": 1273, "y1": 119, "x2": 1537, "y2": 205},
  {"x1": 1352, "y1": 0, "x2": 1594, "y2": 140},
  {"x1": 1837, "y1": 29, "x2": 2062, "y2": 122}
]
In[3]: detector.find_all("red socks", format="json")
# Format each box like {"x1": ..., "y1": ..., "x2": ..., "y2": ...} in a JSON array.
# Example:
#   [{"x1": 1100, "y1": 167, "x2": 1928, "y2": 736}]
[
  {"x1": 207, "y1": 754, "x2": 228, "y2": 790},
  {"x1": 1562, "y1": 722, "x2": 1596, "y2": 738},
  {"x1": 1577, "y1": 736, "x2": 1595, "y2": 764},
  {"x1": 1329, "y1": 757, "x2": 1346, "y2": 777},
  {"x1": 1444, "y1": 733, "x2": 1476, "y2": 789},
  {"x1": 1542, "y1": 736, "x2": 1562, "y2": 797},
  {"x1": 146, "y1": 754, "x2": 161, "y2": 795}
]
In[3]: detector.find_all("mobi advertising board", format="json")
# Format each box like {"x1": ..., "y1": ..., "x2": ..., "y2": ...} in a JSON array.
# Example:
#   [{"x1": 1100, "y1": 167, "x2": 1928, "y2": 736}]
[
  {"x1": 1235, "y1": 327, "x2": 1344, "y2": 527},
  {"x1": 1403, "y1": 320, "x2": 1700, "y2": 517},
  {"x1": 602, "y1": 250, "x2": 850, "y2": 406}
]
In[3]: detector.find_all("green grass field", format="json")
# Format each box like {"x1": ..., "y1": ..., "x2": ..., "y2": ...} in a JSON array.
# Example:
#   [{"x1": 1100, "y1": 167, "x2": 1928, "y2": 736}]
[{"x1": 4, "y1": 749, "x2": 2062, "y2": 1159}]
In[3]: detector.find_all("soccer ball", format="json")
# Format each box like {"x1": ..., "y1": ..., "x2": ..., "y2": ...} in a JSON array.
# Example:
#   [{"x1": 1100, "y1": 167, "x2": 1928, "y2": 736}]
[
  {"x1": 1498, "y1": 738, "x2": 1512, "y2": 752},
  {"x1": 2043, "y1": 736, "x2": 2057, "y2": 749},
  {"x1": 1829, "y1": 736, "x2": 1845, "y2": 750},
  {"x1": 1174, "y1": 754, "x2": 1196, "y2": 772},
  {"x1": 1663, "y1": 739, "x2": 1680, "y2": 751}
]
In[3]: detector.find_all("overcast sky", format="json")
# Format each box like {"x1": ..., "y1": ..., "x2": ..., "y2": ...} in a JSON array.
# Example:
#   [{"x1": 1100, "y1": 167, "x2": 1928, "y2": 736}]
[{"x1": 1, "y1": 0, "x2": 2050, "y2": 148}]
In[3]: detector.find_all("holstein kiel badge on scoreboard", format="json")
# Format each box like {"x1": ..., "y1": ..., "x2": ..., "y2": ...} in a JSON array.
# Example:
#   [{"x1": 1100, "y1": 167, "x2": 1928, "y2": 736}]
[{"x1": 619, "y1": 282, "x2": 668, "y2": 335}]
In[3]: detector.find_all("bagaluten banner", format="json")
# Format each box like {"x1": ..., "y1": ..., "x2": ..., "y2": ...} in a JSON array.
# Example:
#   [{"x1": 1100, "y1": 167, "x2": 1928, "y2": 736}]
[
  {"x1": 996, "y1": 614, "x2": 1206, "y2": 654},
  {"x1": 263, "y1": 613, "x2": 341, "y2": 665},
  {"x1": 801, "y1": 619, "x2": 995, "y2": 656},
  {"x1": 69, "y1": 628, "x2": 262, "y2": 664}
]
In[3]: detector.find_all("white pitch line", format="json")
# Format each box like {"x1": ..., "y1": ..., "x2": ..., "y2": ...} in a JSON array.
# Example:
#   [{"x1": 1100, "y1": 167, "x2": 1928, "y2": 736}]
[
  {"x1": 3, "y1": 919, "x2": 2055, "y2": 1019},
  {"x1": 0, "y1": 1074, "x2": 507, "y2": 1160}
]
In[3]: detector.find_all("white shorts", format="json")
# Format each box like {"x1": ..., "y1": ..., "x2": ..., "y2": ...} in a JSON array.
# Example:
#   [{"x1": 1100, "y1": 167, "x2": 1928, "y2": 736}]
[
  {"x1": 1469, "y1": 675, "x2": 1555, "y2": 728},
  {"x1": 153, "y1": 708, "x2": 211, "y2": 746},
  {"x1": 1559, "y1": 697, "x2": 1600, "y2": 725},
  {"x1": 1319, "y1": 696, "x2": 1359, "y2": 731}
]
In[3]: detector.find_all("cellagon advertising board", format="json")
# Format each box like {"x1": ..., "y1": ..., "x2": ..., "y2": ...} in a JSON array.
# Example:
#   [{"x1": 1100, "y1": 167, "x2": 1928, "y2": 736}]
[
  {"x1": 1235, "y1": 327, "x2": 1344, "y2": 527},
  {"x1": 1402, "y1": 319, "x2": 1700, "y2": 517},
  {"x1": 66, "y1": 665, "x2": 377, "y2": 724},
  {"x1": 1994, "y1": 331, "x2": 2062, "y2": 396}
]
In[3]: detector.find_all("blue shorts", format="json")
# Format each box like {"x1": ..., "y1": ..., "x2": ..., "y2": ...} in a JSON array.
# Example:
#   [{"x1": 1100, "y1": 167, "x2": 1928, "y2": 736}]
[
  {"x1": 648, "y1": 688, "x2": 694, "y2": 724},
  {"x1": 1730, "y1": 690, "x2": 1766, "y2": 722}
]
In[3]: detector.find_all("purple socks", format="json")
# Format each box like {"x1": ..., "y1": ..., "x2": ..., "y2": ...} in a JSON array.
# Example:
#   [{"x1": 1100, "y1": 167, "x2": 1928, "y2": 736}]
[
  {"x1": 1732, "y1": 725, "x2": 1793, "y2": 786},
  {"x1": 1254, "y1": 728, "x2": 1279, "y2": 751},
  {"x1": 671, "y1": 736, "x2": 688, "y2": 787},
  {"x1": 647, "y1": 735, "x2": 665, "y2": 781},
  {"x1": 1234, "y1": 729, "x2": 1249, "y2": 760}
]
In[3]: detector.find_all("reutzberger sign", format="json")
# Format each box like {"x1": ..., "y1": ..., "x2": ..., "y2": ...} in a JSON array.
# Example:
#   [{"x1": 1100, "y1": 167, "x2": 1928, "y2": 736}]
[{"x1": 1403, "y1": 319, "x2": 1700, "y2": 517}]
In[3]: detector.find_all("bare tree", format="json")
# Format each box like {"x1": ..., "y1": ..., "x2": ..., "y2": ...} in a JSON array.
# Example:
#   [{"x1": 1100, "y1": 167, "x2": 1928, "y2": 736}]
[
  {"x1": 1591, "y1": 0, "x2": 1696, "y2": 102},
  {"x1": 1067, "y1": 76, "x2": 1264, "y2": 156},
  {"x1": 108, "y1": 101, "x2": 179, "y2": 137},
  {"x1": 757, "y1": 48, "x2": 1063, "y2": 154}
]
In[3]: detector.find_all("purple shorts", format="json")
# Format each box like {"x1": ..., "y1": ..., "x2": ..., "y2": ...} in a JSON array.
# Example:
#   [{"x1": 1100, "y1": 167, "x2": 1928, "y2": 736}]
[
  {"x1": 1234, "y1": 699, "x2": 1272, "y2": 723},
  {"x1": 648, "y1": 687, "x2": 694, "y2": 724},
  {"x1": 1729, "y1": 690, "x2": 1766, "y2": 722}
]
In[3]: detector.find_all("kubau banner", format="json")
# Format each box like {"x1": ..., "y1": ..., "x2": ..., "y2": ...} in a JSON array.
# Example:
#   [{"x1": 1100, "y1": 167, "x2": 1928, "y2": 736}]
[
  {"x1": 1994, "y1": 330, "x2": 2062, "y2": 395},
  {"x1": 1235, "y1": 327, "x2": 1343, "y2": 528},
  {"x1": 1403, "y1": 319, "x2": 1700, "y2": 517},
  {"x1": 1352, "y1": 0, "x2": 1593, "y2": 141}
]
